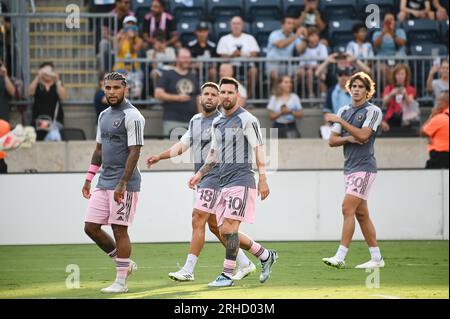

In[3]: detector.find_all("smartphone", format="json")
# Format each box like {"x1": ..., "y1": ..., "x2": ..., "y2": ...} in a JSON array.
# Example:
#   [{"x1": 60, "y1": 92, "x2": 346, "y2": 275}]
[{"x1": 432, "y1": 48, "x2": 441, "y2": 67}]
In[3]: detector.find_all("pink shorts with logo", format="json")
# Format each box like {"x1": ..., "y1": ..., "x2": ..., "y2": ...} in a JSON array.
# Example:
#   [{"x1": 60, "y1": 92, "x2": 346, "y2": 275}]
[
  {"x1": 85, "y1": 188, "x2": 139, "y2": 226},
  {"x1": 194, "y1": 188, "x2": 220, "y2": 214},
  {"x1": 215, "y1": 186, "x2": 257, "y2": 227},
  {"x1": 344, "y1": 172, "x2": 376, "y2": 201}
]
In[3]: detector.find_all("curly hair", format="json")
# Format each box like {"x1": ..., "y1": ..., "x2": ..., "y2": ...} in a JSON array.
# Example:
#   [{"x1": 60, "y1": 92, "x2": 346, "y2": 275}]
[
  {"x1": 104, "y1": 72, "x2": 127, "y2": 87},
  {"x1": 345, "y1": 71, "x2": 376, "y2": 100}
]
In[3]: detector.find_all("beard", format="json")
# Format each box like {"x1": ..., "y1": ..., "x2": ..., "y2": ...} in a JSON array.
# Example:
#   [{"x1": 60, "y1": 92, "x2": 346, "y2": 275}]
[
  {"x1": 221, "y1": 99, "x2": 236, "y2": 110},
  {"x1": 202, "y1": 102, "x2": 218, "y2": 114},
  {"x1": 106, "y1": 94, "x2": 125, "y2": 107}
]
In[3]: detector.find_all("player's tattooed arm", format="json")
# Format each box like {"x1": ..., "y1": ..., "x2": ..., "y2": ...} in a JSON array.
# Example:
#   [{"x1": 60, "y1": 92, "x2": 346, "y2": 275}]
[
  {"x1": 114, "y1": 145, "x2": 141, "y2": 203},
  {"x1": 188, "y1": 148, "x2": 217, "y2": 189},
  {"x1": 91, "y1": 143, "x2": 102, "y2": 166}
]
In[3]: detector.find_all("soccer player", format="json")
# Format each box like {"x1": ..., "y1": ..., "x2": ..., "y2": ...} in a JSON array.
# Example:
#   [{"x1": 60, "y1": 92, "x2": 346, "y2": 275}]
[
  {"x1": 147, "y1": 82, "x2": 256, "y2": 282},
  {"x1": 82, "y1": 72, "x2": 145, "y2": 293},
  {"x1": 322, "y1": 72, "x2": 385, "y2": 269},
  {"x1": 189, "y1": 77, "x2": 278, "y2": 287}
]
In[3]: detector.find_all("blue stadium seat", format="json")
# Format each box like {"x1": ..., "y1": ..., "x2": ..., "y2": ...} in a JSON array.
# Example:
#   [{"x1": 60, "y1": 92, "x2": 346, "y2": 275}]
[
  {"x1": 441, "y1": 20, "x2": 449, "y2": 45},
  {"x1": 213, "y1": 18, "x2": 251, "y2": 42},
  {"x1": 409, "y1": 44, "x2": 448, "y2": 56},
  {"x1": 327, "y1": 19, "x2": 362, "y2": 47},
  {"x1": 402, "y1": 19, "x2": 441, "y2": 45},
  {"x1": 169, "y1": 0, "x2": 205, "y2": 20},
  {"x1": 282, "y1": 0, "x2": 304, "y2": 17},
  {"x1": 251, "y1": 19, "x2": 281, "y2": 54},
  {"x1": 244, "y1": 0, "x2": 282, "y2": 21},
  {"x1": 176, "y1": 19, "x2": 200, "y2": 46},
  {"x1": 207, "y1": 0, "x2": 244, "y2": 20},
  {"x1": 319, "y1": 0, "x2": 358, "y2": 21},
  {"x1": 357, "y1": 0, "x2": 396, "y2": 20}
]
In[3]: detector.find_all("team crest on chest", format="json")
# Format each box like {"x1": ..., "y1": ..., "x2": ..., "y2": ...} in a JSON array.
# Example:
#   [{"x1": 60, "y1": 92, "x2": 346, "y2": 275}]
[
  {"x1": 113, "y1": 119, "x2": 122, "y2": 128},
  {"x1": 357, "y1": 114, "x2": 364, "y2": 121}
]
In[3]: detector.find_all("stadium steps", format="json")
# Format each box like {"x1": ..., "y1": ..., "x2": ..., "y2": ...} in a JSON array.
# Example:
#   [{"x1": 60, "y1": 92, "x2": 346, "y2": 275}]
[{"x1": 29, "y1": 1, "x2": 98, "y2": 101}]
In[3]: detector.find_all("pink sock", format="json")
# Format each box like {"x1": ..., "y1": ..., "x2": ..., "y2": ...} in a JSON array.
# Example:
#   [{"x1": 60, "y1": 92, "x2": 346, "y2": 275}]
[
  {"x1": 115, "y1": 258, "x2": 130, "y2": 284},
  {"x1": 249, "y1": 241, "x2": 270, "y2": 261},
  {"x1": 223, "y1": 259, "x2": 236, "y2": 277}
]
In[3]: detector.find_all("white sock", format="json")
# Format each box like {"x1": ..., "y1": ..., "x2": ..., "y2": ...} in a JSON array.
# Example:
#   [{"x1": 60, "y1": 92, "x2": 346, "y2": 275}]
[
  {"x1": 369, "y1": 247, "x2": 382, "y2": 262},
  {"x1": 182, "y1": 254, "x2": 198, "y2": 274},
  {"x1": 335, "y1": 245, "x2": 348, "y2": 261},
  {"x1": 236, "y1": 249, "x2": 251, "y2": 267}
]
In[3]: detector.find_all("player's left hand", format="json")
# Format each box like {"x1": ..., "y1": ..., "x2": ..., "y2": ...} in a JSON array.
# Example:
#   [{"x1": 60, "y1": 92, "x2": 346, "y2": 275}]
[
  {"x1": 188, "y1": 173, "x2": 202, "y2": 189},
  {"x1": 258, "y1": 179, "x2": 270, "y2": 200},
  {"x1": 114, "y1": 181, "x2": 127, "y2": 204}
]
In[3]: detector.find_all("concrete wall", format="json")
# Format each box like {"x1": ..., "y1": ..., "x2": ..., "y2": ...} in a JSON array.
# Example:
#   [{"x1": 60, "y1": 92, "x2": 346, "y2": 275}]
[
  {"x1": 6, "y1": 138, "x2": 430, "y2": 172},
  {"x1": 0, "y1": 170, "x2": 447, "y2": 245}
]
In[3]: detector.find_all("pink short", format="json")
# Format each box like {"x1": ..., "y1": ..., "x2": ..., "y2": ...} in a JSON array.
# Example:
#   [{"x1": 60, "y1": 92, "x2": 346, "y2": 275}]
[
  {"x1": 194, "y1": 188, "x2": 220, "y2": 214},
  {"x1": 85, "y1": 188, "x2": 138, "y2": 226},
  {"x1": 344, "y1": 172, "x2": 376, "y2": 201},
  {"x1": 215, "y1": 186, "x2": 257, "y2": 227}
]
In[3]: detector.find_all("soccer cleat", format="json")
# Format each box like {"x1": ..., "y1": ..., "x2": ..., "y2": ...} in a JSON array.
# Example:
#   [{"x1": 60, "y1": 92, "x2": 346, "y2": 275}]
[
  {"x1": 168, "y1": 268, "x2": 195, "y2": 282},
  {"x1": 127, "y1": 260, "x2": 138, "y2": 278},
  {"x1": 100, "y1": 282, "x2": 128, "y2": 293},
  {"x1": 259, "y1": 250, "x2": 278, "y2": 283},
  {"x1": 322, "y1": 256, "x2": 346, "y2": 269},
  {"x1": 231, "y1": 262, "x2": 256, "y2": 281},
  {"x1": 208, "y1": 273, "x2": 234, "y2": 287},
  {"x1": 355, "y1": 258, "x2": 385, "y2": 269}
]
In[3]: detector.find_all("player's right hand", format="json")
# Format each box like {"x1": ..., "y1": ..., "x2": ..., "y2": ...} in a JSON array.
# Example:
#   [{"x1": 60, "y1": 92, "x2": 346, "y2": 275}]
[
  {"x1": 188, "y1": 173, "x2": 201, "y2": 189},
  {"x1": 146, "y1": 155, "x2": 160, "y2": 168},
  {"x1": 82, "y1": 181, "x2": 91, "y2": 199}
]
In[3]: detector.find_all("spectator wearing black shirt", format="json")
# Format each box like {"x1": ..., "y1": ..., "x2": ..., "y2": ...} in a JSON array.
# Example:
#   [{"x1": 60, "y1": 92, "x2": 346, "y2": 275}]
[
  {"x1": 28, "y1": 62, "x2": 67, "y2": 141},
  {"x1": 93, "y1": 72, "x2": 108, "y2": 121},
  {"x1": 0, "y1": 58, "x2": 15, "y2": 122},
  {"x1": 143, "y1": 0, "x2": 178, "y2": 50},
  {"x1": 188, "y1": 21, "x2": 218, "y2": 82},
  {"x1": 398, "y1": 0, "x2": 435, "y2": 22}
]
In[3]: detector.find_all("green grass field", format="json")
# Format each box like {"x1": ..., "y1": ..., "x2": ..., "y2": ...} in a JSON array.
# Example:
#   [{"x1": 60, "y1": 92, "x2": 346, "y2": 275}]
[{"x1": 0, "y1": 241, "x2": 448, "y2": 299}]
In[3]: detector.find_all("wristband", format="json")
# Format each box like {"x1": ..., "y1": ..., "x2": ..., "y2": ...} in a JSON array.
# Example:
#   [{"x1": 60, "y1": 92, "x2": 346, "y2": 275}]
[{"x1": 86, "y1": 164, "x2": 100, "y2": 182}]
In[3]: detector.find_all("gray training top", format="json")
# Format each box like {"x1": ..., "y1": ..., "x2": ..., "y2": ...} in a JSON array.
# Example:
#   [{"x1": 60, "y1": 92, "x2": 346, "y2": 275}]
[
  {"x1": 96, "y1": 99, "x2": 145, "y2": 192},
  {"x1": 331, "y1": 101, "x2": 382, "y2": 175},
  {"x1": 180, "y1": 111, "x2": 221, "y2": 189},
  {"x1": 211, "y1": 107, "x2": 264, "y2": 189}
]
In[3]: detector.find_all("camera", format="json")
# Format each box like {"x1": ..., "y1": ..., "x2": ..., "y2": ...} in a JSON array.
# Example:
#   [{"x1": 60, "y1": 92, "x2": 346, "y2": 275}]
[{"x1": 236, "y1": 44, "x2": 242, "y2": 50}]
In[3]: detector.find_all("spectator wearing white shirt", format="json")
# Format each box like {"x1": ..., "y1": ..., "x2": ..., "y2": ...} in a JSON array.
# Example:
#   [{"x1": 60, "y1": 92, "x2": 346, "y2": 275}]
[
  {"x1": 217, "y1": 16, "x2": 260, "y2": 98},
  {"x1": 296, "y1": 27, "x2": 328, "y2": 98},
  {"x1": 346, "y1": 23, "x2": 374, "y2": 61}
]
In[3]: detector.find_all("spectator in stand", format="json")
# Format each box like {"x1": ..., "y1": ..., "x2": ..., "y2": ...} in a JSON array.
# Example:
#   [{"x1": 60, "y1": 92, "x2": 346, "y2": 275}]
[
  {"x1": 93, "y1": 72, "x2": 108, "y2": 121},
  {"x1": 154, "y1": 48, "x2": 200, "y2": 136},
  {"x1": 346, "y1": 23, "x2": 374, "y2": 61},
  {"x1": 398, "y1": 0, "x2": 435, "y2": 22},
  {"x1": 114, "y1": 16, "x2": 143, "y2": 73},
  {"x1": 427, "y1": 59, "x2": 449, "y2": 104},
  {"x1": 296, "y1": 0, "x2": 327, "y2": 45},
  {"x1": 188, "y1": 21, "x2": 218, "y2": 82},
  {"x1": 323, "y1": 67, "x2": 353, "y2": 117},
  {"x1": 219, "y1": 63, "x2": 247, "y2": 107},
  {"x1": 266, "y1": 15, "x2": 306, "y2": 84},
  {"x1": 296, "y1": 27, "x2": 328, "y2": 98},
  {"x1": 0, "y1": 58, "x2": 16, "y2": 122},
  {"x1": 0, "y1": 119, "x2": 10, "y2": 173},
  {"x1": 147, "y1": 29, "x2": 176, "y2": 84},
  {"x1": 421, "y1": 91, "x2": 449, "y2": 168},
  {"x1": 267, "y1": 75, "x2": 304, "y2": 138},
  {"x1": 99, "y1": 0, "x2": 134, "y2": 72},
  {"x1": 315, "y1": 51, "x2": 371, "y2": 93},
  {"x1": 0, "y1": 1, "x2": 12, "y2": 71},
  {"x1": 431, "y1": 0, "x2": 449, "y2": 20},
  {"x1": 143, "y1": 0, "x2": 178, "y2": 50},
  {"x1": 217, "y1": 16, "x2": 260, "y2": 98},
  {"x1": 28, "y1": 62, "x2": 67, "y2": 141},
  {"x1": 381, "y1": 63, "x2": 420, "y2": 133},
  {"x1": 372, "y1": 13, "x2": 407, "y2": 85}
]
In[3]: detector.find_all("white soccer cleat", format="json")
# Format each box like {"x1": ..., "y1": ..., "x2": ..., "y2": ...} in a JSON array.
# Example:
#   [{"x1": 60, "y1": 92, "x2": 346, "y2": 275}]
[
  {"x1": 168, "y1": 268, "x2": 195, "y2": 282},
  {"x1": 127, "y1": 260, "x2": 138, "y2": 278},
  {"x1": 355, "y1": 258, "x2": 385, "y2": 269},
  {"x1": 100, "y1": 282, "x2": 128, "y2": 293},
  {"x1": 231, "y1": 262, "x2": 256, "y2": 281},
  {"x1": 322, "y1": 256, "x2": 346, "y2": 269}
]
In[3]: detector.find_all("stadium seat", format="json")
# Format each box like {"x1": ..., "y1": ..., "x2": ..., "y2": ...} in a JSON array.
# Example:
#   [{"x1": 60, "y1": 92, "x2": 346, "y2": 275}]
[
  {"x1": 440, "y1": 20, "x2": 449, "y2": 45},
  {"x1": 402, "y1": 19, "x2": 441, "y2": 45},
  {"x1": 327, "y1": 19, "x2": 362, "y2": 47},
  {"x1": 357, "y1": 0, "x2": 396, "y2": 20},
  {"x1": 207, "y1": 0, "x2": 244, "y2": 21},
  {"x1": 169, "y1": 0, "x2": 205, "y2": 20},
  {"x1": 282, "y1": 0, "x2": 304, "y2": 17},
  {"x1": 251, "y1": 19, "x2": 282, "y2": 54},
  {"x1": 176, "y1": 19, "x2": 200, "y2": 46},
  {"x1": 244, "y1": 0, "x2": 282, "y2": 21},
  {"x1": 409, "y1": 44, "x2": 448, "y2": 56},
  {"x1": 213, "y1": 18, "x2": 251, "y2": 42},
  {"x1": 132, "y1": 0, "x2": 152, "y2": 27},
  {"x1": 61, "y1": 128, "x2": 87, "y2": 141},
  {"x1": 319, "y1": 0, "x2": 358, "y2": 21}
]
